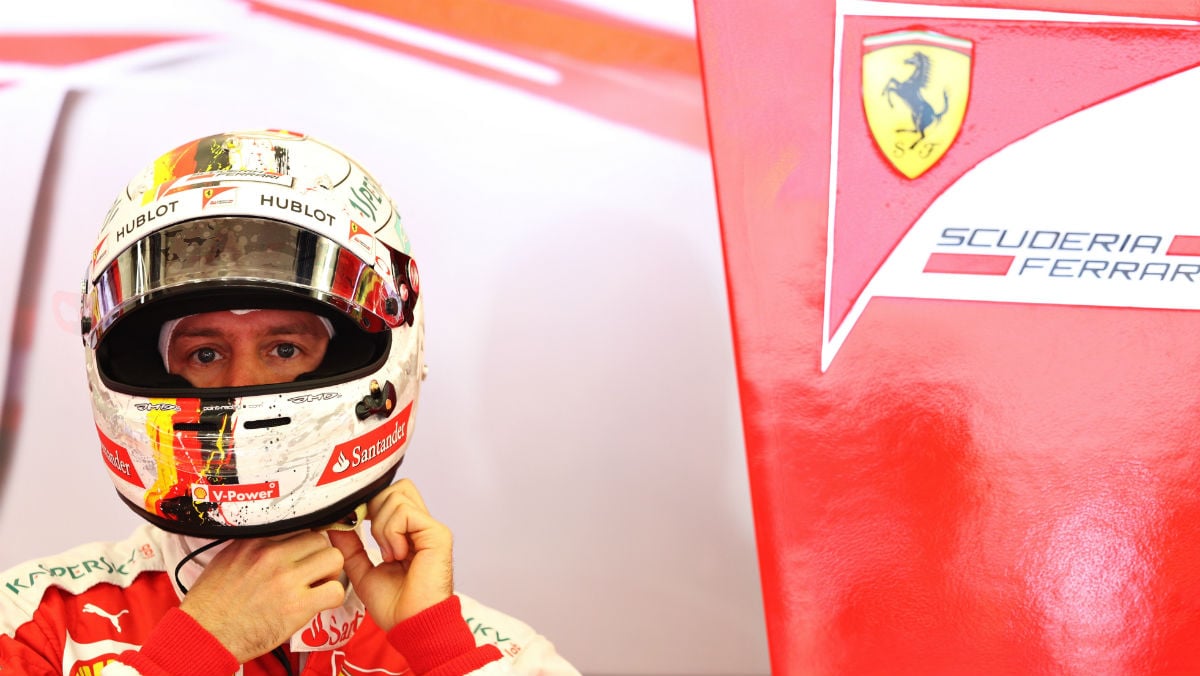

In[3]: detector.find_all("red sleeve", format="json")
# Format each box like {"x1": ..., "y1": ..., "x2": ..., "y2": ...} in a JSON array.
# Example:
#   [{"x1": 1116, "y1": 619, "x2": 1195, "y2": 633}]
[
  {"x1": 115, "y1": 608, "x2": 239, "y2": 676},
  {"x1": 387, "y1": 596, "x2": 502, "y2": 676}
]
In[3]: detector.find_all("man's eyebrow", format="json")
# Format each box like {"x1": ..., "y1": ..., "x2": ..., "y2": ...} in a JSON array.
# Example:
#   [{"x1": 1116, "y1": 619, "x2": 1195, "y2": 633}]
[
  {"x1": 172, "y1": 327, "x2": 224, "y2": 339},
  {"x1": 262, "y1": 323, "x2": 326, "y2": 337}
]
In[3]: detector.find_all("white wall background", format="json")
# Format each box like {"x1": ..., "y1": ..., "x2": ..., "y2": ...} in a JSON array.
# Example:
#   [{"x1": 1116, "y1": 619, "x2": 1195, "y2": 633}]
[{"x1": 0, "y1": 2, "x2": 768, "y2": 673}]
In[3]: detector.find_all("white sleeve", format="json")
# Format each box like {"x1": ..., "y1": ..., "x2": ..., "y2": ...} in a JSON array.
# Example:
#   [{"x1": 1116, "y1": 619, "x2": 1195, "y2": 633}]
[{"x1": 456, "y1": 593, "x2": 581, "y2": 676}]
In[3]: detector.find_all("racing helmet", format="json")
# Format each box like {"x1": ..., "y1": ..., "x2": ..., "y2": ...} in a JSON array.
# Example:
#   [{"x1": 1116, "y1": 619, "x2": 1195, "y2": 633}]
[{"x1": 81, "y1": 130, "x2": 424, "y2": 538}]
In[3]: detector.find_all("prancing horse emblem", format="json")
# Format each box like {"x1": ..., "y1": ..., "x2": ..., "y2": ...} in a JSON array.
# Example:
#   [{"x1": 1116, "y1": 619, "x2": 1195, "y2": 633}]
[
  {"x1": 884, "y1": 51, "x2": 949, "y2": 150},
  {"x1": 862, "y1": 29, "x2": 973, "y2": 179}
]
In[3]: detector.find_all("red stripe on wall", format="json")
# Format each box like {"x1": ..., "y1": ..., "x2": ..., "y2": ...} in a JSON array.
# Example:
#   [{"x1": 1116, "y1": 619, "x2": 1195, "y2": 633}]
[
  {"x1": 247, "y1": 2, "x2": 539, "y2": 83},
  {"x1": 324, "y1": 0, "x2": 699, "y2": 74},
  {"x1": 924, "y1": 253, "x2": 1015, "y2": 274},
  {"x1": 0, "y1": 35, "x2": 187, "y2": 66},
  {"x1": 871, "y1": 0, "x2": 1200, "y2": 20},
  {"x1": 1167, "y1": 235, "x2": 1200, "y2": 256},
  {"x1": 246, "y1": 0, "x2": 707, "y2": 148}
]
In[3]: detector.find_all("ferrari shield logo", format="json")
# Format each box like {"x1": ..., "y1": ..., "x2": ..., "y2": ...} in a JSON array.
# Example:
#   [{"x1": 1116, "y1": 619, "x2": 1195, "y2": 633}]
[{"x1": 862, "y1": 29, "x2": 972, "y2": 179}]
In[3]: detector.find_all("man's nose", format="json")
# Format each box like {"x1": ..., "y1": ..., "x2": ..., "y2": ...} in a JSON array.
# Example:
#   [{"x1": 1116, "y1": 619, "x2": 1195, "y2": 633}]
[{"x1": 223, "y1": 355, "x2": 274, "y2": 388}]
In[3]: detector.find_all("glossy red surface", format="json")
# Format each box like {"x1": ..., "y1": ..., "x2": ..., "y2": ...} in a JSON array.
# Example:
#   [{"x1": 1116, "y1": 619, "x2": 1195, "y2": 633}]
[{"x1": 696, "y1": 1, "x2": 1200, "y2": 673}]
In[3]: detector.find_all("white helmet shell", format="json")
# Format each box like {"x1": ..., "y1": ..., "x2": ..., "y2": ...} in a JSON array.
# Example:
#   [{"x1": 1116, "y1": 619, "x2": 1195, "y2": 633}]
[{"x1": 81, "y1": 130, "x2": 424, "y2": 537}]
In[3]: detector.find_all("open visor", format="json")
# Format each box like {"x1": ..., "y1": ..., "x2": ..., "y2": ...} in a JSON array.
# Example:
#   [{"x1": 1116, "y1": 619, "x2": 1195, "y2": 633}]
[{"x1": 84, "y1": 216, "x2": 416, "y2": 350}]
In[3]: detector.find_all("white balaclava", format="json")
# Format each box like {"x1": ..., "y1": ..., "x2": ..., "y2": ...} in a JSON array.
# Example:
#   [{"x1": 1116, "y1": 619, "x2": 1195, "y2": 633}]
[{"x1": 158, "y1": 309, "x2": 335, "y2": 373}]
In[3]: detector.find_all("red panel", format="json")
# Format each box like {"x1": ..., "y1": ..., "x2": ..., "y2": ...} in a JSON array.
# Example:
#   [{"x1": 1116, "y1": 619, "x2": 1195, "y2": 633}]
[
  {"x1": 695, "y1": 3, "x2": 835, "y2": 674},
  {"x1": 1167, "y1": 236, "x2": 1200, "y2": 256},
  {"x1": 698, "y1": 0, "x2": 1200, "y2": 673},
  {"x1": 874, "y1": 0, "x2": 1200, "y2": 20},
  {"x1": 0, "y1": 35, "x2": 187, "y2": 66},
  {"x1": 923, "y1": 253, "x2": 1014, "y2": 275}
]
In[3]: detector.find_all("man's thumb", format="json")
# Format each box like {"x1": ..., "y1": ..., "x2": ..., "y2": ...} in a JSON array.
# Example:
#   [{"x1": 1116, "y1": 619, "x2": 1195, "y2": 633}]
[{"x1": 327, "y1": 530, "x2": 372, "y2": 587}]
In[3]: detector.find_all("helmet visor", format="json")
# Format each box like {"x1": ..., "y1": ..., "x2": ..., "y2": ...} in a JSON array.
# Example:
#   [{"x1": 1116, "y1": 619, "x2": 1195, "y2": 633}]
[{"x1": 84, "y1": 216, "x2": 406, "y2": 347}]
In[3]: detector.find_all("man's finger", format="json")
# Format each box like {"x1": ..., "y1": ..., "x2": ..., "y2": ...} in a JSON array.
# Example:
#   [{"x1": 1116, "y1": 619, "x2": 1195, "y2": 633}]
[
  {"x1": 394, "y1": 478, "x2": 429, "y2": 512},
  {"x1": 376, "y1": 503, "x2": 452, "y2": 565},
  {"x1": 367, "y1": 492, "x2": 418, "y2": 562},
  {"x1": 327, "y1": 529, "x2": 375, "y2": 589}
]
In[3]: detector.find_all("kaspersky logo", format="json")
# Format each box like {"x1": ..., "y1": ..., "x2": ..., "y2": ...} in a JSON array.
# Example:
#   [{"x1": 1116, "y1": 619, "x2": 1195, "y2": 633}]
[
  {"x1": 862, "y1": 29, "x2": 971, "y2": 179},
  {"x1": 317, "y1": 402, "x2": 414, "y2": 485}
]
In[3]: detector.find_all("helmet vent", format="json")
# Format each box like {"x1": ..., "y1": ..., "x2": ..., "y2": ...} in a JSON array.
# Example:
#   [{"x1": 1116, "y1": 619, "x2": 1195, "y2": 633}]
[
  {"x1": 174, "y1": 422, "x2": 221, "y2": 432},
  {"x1": 244, "y1": 417, "x2": 293, "y2": 430}
]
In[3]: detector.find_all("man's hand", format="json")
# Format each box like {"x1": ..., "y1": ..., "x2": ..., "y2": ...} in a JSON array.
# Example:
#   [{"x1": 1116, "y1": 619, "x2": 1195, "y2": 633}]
[
  {"x1": 178, "y1": 531, "x2": 347, "y2": 663},
  {"x1": 327, "y1": 479, "x2": 454, "y2": 631}
]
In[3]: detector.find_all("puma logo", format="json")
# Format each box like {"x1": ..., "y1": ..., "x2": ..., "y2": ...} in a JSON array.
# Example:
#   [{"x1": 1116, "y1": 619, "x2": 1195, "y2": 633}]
[{"x1": 82, "y1": 603, "x2": 129, "y2": 632}]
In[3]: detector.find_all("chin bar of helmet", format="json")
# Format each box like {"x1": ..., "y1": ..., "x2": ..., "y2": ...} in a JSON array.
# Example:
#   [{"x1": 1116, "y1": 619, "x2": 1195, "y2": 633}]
[{"x1": 318, "y1": 503, "x2": 368, "y2": 531}]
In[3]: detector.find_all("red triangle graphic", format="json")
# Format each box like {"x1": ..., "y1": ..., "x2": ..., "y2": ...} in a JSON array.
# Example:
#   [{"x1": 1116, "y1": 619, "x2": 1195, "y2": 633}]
[{"x1": 829, "y1": 19, "x2": 1200, "y2": 338}]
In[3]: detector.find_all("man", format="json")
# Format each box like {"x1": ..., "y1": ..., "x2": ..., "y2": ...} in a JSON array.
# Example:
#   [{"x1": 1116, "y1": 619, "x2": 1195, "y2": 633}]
[{"x1": 0, "y1": 130, "x2": 577, "y2": 675}]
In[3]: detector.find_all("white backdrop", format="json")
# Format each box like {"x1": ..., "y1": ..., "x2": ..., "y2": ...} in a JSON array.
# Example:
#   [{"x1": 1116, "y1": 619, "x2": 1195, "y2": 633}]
[{"x1": 0, "y1": 2, "x2": 768, "y2": 674}]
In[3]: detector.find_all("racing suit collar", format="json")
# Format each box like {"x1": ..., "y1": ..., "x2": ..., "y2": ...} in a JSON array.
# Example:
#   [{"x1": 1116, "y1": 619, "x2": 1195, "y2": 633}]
[{"x1": 159, "y1": 529, "x2": 368, "y2": 653}]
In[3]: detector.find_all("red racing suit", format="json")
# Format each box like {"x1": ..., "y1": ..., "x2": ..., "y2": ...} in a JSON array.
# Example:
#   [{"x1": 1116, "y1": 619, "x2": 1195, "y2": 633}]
[{"x1": 0, "y1": 525, "x2": 578, "y2": 675}]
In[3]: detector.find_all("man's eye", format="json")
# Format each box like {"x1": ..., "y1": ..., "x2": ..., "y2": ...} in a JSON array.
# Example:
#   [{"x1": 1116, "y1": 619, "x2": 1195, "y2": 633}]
[
  {"x1": 194, "y1": 348, "x2": 219, "y2": 364},
  {"x1": 275, "y1": 343, "x2": 297, "y2": 359}
]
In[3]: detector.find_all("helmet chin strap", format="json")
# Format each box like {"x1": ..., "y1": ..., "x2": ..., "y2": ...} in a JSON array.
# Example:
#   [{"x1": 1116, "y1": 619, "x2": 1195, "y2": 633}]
[
  {"x1": 171, "y1": 536, "x2": 230, "y2": 596},
  {"x1": 158, "y1": 310, "x2": 335, "y2": 373}
]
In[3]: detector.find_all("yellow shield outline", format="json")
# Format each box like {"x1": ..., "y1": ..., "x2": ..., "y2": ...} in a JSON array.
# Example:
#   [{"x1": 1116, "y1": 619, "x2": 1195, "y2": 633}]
[{"x1": 862, "y1": 29, "x2": 973, "y2": 179}]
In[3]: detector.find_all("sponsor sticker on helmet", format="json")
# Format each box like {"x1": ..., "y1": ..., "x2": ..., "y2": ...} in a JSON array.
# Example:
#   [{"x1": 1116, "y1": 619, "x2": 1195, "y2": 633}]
[
  {"x1": 259, "y1": 193, "x2": 339, "y2": 227},
  {"x1": 96, "y1": 425, "x2": 144, "y2": 488},
  {"x1": 113, "y1": 200, "x2": 179, "y2": 245},
  {"x1": 317, "y1": 402, "x2": 414, "y2": 485},
  {"x1": 190, "y1": 481, "x2": 280, "y2": 502},
  {"x1": 348, "y1": 220, "x2": 374, "y2": 253},
  {"x1": 201, "y1": 185, "x2": 238, "y2": 209}
]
